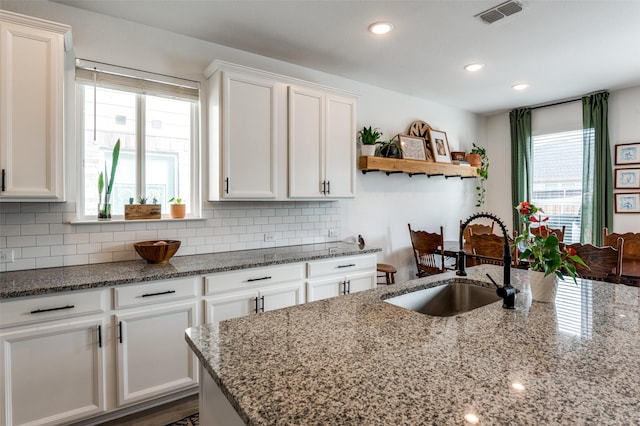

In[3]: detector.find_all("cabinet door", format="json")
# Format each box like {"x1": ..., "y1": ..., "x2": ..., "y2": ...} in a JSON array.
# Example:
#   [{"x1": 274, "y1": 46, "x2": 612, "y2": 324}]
[
  {"x1": 325, "y1": 94, "x2": 356, "y2": 198},
  {"x1": 0, "y1": 17, "x2": 66, "y2": 201},
  {"x1": 260, "y1": 281, "x2": 305, "y2": 312},
  {"x1": 222, "y1": 71, "x2": 278, "y2": 199},
  {"x1": 288, "y1": 86, "x2": 324, "y2": 198},
  {"x1": 205, "y1": 289, "x2": 258, "y2": 323},
  {"x1": 0, "y1": 318, "x2": 106, "y2": 426},
  {"x1": 345, "y1": 270, "x2": 376, "y2": 294},
  {"x1": 306, "y1": 276, "x2": 344, "y2": 302},
  {"x1": 115, "y1": 301, "x2": 198, "y2": 406}
]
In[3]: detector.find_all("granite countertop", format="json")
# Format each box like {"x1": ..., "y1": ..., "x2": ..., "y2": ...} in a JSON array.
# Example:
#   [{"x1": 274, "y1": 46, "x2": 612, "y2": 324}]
[
  {"x1": 186, "y1": 265, "x2": 640, "y2": 425},
  {"x1": 0, "y1": 242, "x2": 380, "y2": 299}
]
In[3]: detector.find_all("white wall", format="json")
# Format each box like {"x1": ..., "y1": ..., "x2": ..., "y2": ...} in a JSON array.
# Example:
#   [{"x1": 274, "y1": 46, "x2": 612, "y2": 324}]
[
  {"x1": 486, "y1": 85, "x2": 640, "y2": 236},
  {"x1": 0, "y1": 1, "x2": 484, "y2": 279}
]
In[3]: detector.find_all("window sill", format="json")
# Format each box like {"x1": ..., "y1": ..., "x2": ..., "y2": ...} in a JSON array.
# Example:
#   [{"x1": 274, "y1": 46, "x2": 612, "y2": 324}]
[{"x1": 69, "y1": 216, "x2": 207, "y2": 225}]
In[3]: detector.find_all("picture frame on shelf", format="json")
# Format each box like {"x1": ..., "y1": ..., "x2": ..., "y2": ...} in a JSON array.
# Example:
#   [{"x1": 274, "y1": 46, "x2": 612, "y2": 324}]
[
  {"x1": 427, "y1": 129, "x2": 451, "y2": 163},
  {"x1": 398, "y1": 134, "x2": 427, "y2": 161},
  {"x1": 615, "y1": 192, "x2": 640, "y2": 213},
  {"x1": 615, "y1": 142, "x2": 640, "y2": 165},
  {"x1": 615, "y1": 168, "x2": 640, "y2": 189}
]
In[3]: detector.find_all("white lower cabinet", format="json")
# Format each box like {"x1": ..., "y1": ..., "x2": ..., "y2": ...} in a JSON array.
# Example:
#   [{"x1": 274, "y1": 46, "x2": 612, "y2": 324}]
[
  {"x1": 0, "y1": 292, "x2": 108, "y2": 426},
  {"x1": 306, "y1": 255, "x2": 377, "y2": 302},
  {"x1": 115, "y1": 301, "x2": 198, "y2": 406}
]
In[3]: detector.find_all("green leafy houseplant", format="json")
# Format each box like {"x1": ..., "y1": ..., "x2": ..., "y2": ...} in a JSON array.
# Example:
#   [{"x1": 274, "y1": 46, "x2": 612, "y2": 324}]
[
  {"x1": 169, "y1": 196, "x2": 186, "y2": 218},
  {"x1": 513, "y1": 201, "x2": 586, "y2": 282},
  {"x1": 357, "y1": 126, "x2": 383, "y2": 145},
  {"x1": 470, "y1": 143, "x2": 489, "y2": 207},
  {"x1": 97, "y1": 139, "x2": 121, "y2": 219},
  {"x1": 169, "y1": 197, "x2": 183, "y2": 204}
]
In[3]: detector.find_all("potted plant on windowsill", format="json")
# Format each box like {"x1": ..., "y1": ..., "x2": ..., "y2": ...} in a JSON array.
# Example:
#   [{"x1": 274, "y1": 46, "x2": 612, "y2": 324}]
[
  {"x1": 124, "y1": 195, "x2": 161, "y2": 220},
  {"x1": 358, "y1": 126, "x2": 383, "y2": 157},
  {"x1": 168, "y1": 197, "x2": 186, "y2": 219},
  {"x1": 97, "y1": 139, "x2": 120, "y2": 220}
]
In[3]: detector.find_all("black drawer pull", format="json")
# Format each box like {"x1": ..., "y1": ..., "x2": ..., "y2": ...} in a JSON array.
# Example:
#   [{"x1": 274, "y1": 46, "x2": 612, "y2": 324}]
[
  {"x1": 30, "y1": 305, "x2": 75, "y2": 314},
  {"x1": 141, "y1": 290, "x2": 176, "y2": 297},
  {"x1": 337, "y1": 264, "x2": 356, "y2": 268},
  {"x1": 247, "y1": 276, "x2": 271, "y2": 282}
]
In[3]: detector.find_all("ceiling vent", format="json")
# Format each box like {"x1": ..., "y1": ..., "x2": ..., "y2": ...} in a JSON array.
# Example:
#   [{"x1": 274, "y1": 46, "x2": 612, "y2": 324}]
[{"x1": 475, "y1": 0, "x2": 524, "y2": 24}]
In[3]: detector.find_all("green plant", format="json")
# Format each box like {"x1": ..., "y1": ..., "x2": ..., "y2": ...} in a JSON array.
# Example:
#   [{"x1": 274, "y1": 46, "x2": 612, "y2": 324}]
[
  {"x1": 377, "y1": 135, "x2": 403, "y2": 158},
  {"x1": 358, "y1": 126, "x2": 383, "y2": 145},
  {"x1": 97, "y1": 139, "x2": 120, "y2": 219},
  {"x1": 470, "y1": 143, "x2": 489, "y2": 207},
  {"x1": 169, "y1": 197, "x2": 183, "y2": 204},
  {"x1": 513, "y1": 201, "x2": 586, "y2": 282},
  {"x1": 138, "y1": 196, "x2": 148, "y2": 204}
]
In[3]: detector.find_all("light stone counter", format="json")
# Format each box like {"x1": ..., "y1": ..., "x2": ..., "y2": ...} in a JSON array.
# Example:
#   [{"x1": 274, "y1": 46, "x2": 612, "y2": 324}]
[
  {"x1": 186, "y1": 265, "x2": 640, "y2": 425},
  {"x1": 0, "y1": 242, "x2": 379, "y2": 299}
]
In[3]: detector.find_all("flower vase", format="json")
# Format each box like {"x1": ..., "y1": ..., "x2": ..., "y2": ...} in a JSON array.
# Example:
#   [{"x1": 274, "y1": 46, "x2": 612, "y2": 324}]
[
  {"x1": 529, "y1": 270, "x2": 557, "y2": 303},
  {"x1": 98, "y1": 203, "x2": 111, "y2": 220}
]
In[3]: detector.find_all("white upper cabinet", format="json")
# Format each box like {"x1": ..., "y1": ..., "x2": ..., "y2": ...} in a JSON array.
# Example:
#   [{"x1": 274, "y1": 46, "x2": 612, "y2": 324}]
[
  {"x1": 205, "y1": 60, "x2": 357, "y2": 201},
  {"x1": 207, "y1": 64, "x2": 281, "y2": 200},
  {"x1": 0, "y1": 11, "x2": 71, "y2": 201},
  {"x1": 289, "y1": 86, "x2": 356, "y2": 199}
]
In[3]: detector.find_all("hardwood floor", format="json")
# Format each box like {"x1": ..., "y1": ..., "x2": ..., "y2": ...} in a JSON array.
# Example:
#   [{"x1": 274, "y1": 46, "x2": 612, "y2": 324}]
[{"x1": 99, "y1": 395, "x2": 198, "y2": 426}]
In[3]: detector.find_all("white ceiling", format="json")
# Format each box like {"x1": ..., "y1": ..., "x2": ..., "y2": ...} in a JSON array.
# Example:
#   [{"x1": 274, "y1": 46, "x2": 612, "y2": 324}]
[{"x1": 53, "y1": 0, "x2": 640, "y2": 116}]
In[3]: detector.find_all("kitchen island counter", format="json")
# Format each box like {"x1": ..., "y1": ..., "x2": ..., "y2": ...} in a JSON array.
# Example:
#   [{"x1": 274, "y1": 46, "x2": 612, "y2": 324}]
[{"x1": 186, "y1": 265, "x2": 640, "y2": 425}]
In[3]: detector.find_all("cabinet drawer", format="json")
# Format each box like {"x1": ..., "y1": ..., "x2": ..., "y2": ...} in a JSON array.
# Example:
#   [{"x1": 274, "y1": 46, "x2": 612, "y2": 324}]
[
  {"x1": 114, "y1": 277, "x2": 197, "y2": 309},
  {"x1": 0, "y1": 290, "x2": 106, "y2": 328},
  {"x1": 306, "y1": 255, "x2": 376, "y2": 279},
  {"x1": 204, "y1": 264, "x2": 304, "y2": 295}
]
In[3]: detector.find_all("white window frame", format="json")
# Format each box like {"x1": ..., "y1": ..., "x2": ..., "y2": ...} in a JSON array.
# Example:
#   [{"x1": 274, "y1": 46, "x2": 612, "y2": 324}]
[{"x1": 74, "y1": 61, "x2": 201, "y2": 221}]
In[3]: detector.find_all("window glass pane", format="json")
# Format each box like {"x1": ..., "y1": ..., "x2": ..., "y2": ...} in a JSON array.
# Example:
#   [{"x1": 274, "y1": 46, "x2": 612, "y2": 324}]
[
  {"x1": 145, "y1": 95, "x2": 192, "y2": 213},
  {"x1": 531, "y1": 130, "x2": 583, "y2": 243},
  {"x1": 83, "y1": 86, "x2": 136, "y2": 217}
]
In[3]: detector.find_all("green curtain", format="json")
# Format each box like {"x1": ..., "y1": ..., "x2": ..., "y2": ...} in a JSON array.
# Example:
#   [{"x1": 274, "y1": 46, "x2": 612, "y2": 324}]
[
  {"x1": 509, "y1": 108, "x2": 532, "y2": 235},
  {"x1": 582, "y1": 91, "x2": 613, "y2": 245}
]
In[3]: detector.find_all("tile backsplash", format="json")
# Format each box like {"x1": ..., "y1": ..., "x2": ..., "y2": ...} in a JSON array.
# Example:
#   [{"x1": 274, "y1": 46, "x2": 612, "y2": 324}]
[{"x1": 0, "y1": 200, "x2": 340, "y2": 272}]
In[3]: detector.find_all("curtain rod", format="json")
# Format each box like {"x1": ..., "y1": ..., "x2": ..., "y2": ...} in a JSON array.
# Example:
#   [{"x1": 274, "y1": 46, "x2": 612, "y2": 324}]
[
  {"x1": 529, "y1": 97, "x2": 581, "y2": 110},
  {"x1": 75, "y1": 57, "x2": 200, "y2": 85}
]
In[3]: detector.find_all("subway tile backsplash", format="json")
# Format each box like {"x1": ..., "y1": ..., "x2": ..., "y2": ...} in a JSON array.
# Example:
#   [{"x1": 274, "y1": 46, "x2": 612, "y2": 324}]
[{"x1": 0, "y1": 201, "x2": 341, "y2": 272}]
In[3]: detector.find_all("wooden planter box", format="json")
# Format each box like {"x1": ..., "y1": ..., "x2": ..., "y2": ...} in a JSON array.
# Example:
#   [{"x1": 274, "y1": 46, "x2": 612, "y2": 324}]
[{"x1": 124, "y1": 204, "x2": 161, "y2": 220}]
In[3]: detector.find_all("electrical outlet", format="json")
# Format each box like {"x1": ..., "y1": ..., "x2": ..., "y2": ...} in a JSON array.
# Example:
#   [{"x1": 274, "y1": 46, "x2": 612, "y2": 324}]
[
  {"x1": 0, "y1": 249, "x2": 14, "y2": 263},
  {"x1": 264, "y1": 233, "x2": 275, "y2": 242},
  {"x1": 328, "y1": 229, "x2": 338, "y2": 238}
]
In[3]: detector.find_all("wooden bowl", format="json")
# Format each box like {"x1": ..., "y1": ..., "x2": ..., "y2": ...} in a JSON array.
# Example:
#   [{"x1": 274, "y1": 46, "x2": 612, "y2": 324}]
[{"x1": 133, "y1": 240, "x2": 181, "y2": 264}]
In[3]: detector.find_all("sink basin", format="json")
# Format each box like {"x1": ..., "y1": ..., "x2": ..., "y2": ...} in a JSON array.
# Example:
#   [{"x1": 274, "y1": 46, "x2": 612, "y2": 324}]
[{"x1": 384, "y1": 282, "x2": 501, "y2": 317}]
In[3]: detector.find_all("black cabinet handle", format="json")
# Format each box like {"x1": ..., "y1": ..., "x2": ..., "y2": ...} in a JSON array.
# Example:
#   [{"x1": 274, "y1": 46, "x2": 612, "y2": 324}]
[
  {"x1": 225, "y1": 177, "x2": 229, "y2": 194},
  {"x1": 254, "y1": 296, "x2": 259, "y2": 314},
  {"x1": 141, "y1": 290, "x2": 176, "y2": 297},
  {"x1": 30, "y1": 305, "x2": 75, "y2": 314},
  {"x1": 1, "y1": 169, "x2": 5, "y2": 191},
  {"x1": 340, "y1": 280, "x2": 346, "y2": 295},
  {"x1": 327, "y1": 180, "x2": 330, "y2": 195},
  {"x1": 321, "y1": 180, "x2": 326, "y2": 194},
  {"x1": 247, "y1": 276, "x2": 271, "y2": 282},
  {"x1": 118, "y1": 321, "x2": 123, "y2": 344},
  {"x1": 97, "y1": 325, "x2": 102, "y2": 348},
  {"x1": 337, "y1": 264, "x2": 356, "y2": 269},
  {"x1": 260, "y1": 295, "x2": 265, "y2": 313},
  {"x1": 346, "y1": 279, "x2": 351, "y2": 294}
]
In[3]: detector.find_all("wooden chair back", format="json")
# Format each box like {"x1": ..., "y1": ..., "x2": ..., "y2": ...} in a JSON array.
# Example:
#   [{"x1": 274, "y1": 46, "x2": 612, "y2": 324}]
[
  {"x1": 469, "y1": 231, "x2": 505, "y2": 266},
  {"x1": 531, "y1": 225, "x2": 566, "y2": 242},
  {"x1": 408, "y1": 224, "x2": 445, "y2": 277},
  {"x1": 461, "y1": 221, "x2": 495, "y2": 243},
  {"x1": 567, "y1": 238, "x2": 624, "y2": 283},
  {"x1": 603, "y1": 228, "x2": 640, "y2": 262}
]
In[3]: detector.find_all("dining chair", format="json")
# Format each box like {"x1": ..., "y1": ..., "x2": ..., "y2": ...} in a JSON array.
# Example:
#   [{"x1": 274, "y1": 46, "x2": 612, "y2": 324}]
[
  {"x1": 408, "y1": 224, "x2": 446, "y2": 277},
  {"x1": 566, "y1": 238, "x2": 624, "y2": 283},
  {"x1": 469, "y1": 231, "x2": 505, "y2": 266},
  {"x1": 603, "y1": 229, "x2": 640, "y2": 286},
  {"x1": 461, "y1": 220, "x2": 495, "y2": 243},
  {"x1": 531, "y1": 225, "x2": 566, "y2": 242}
]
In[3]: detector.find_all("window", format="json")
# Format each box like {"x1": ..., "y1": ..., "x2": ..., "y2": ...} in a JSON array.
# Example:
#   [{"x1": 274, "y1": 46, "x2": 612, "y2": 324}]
[
  {"x1": 76, "y1": 64, "x2": 199, "y2": 219},
  {"x1": 531, "y1": 130, "x2": 585, "y2": 243}
]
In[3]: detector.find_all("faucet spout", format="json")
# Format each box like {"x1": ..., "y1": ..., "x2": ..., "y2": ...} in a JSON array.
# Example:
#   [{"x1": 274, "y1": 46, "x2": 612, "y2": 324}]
[{"x1": 457, "y1": 212, "x2": 515, "y2": 309}]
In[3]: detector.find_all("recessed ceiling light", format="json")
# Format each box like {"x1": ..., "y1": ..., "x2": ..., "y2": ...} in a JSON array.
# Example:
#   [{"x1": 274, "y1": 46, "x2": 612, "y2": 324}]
[
  {"x1": 464, "y1": 63, "x2": 484, "y2": 72},
  {"x1": 512, "y1": 83, "x2": 529, "y2": 91},
  {"x1": 368, "y1": 22, "x2": 394, "y2": 35}
]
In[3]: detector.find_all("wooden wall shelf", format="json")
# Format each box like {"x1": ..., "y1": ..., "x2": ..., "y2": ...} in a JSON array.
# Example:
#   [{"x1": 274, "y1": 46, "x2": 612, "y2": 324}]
[{"x1": 358, "y1": 156, "x2": 478, "y2": 179}]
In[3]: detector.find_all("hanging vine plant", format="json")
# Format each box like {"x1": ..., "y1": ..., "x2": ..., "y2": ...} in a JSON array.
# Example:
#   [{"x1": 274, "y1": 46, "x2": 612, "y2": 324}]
[{"x1": 470, "y1": 143, "x2": 489, "y2": 207}]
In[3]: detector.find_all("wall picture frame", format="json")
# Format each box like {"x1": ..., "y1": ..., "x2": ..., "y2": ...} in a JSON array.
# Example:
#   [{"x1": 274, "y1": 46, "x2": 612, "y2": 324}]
[
  {"x1": 398, "y1": 134, "x2": 427, "y2": 161},
  {"x1": 615, "y1": 142, "x2": 640, "y2": 165},
  {"x1": 615, "y1": 168, "x2": 640, "y2": 189},
  {"x1": 427, "y1": 129, "x2": 451, "y2": 163},
  {"x1": 615, "y1": 192, "x2": 640, "y2": 213}
]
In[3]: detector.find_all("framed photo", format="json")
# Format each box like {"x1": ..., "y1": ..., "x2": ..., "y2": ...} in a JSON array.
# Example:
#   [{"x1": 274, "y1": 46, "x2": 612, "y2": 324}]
[
  {"x1": 615, "y1": 168, "x2": 640, "y2": 189},
  {"x1": 398, "y1": 134, "x2": 427, "y2": 160},
  {"x1": 615, "y1": 192, "x2": 640, "y2": 213},
  {"x1": 615, "y1": 142, "x2": 640, "y2": 165},
  {"x1": 427, "y1": 129, "x2": 451, "y2": 163}
]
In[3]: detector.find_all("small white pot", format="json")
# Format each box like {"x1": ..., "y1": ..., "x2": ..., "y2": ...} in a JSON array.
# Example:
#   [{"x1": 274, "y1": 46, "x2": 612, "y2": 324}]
[
  {"x1": 529, "y1": 270, "x2": 558, "y2": 303},
  {"x1": 361, "y1": 144, "x2": 377, "y2": 157}
]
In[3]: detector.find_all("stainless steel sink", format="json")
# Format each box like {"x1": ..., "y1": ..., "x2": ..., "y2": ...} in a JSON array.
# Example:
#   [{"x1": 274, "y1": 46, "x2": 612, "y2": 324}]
[{"x1": 383, "y1": 282, "x2": 501, "y2": 317}]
